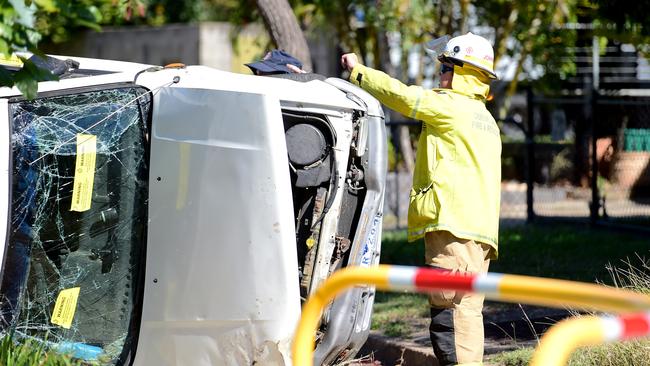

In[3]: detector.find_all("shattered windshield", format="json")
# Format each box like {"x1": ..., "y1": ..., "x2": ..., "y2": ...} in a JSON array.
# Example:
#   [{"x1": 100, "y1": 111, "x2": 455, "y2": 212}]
[{"x1": 1, "y1": 86, "x2": 151, "y2": 364}]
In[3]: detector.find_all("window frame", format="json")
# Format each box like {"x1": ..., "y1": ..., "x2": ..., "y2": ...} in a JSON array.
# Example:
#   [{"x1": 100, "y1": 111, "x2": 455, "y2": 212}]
[{"x1": 2, "y1": 83, "x2": 152, "y2": 365}]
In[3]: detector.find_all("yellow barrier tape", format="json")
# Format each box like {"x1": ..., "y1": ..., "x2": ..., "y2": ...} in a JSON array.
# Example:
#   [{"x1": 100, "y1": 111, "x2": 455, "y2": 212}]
[
  {"x1": 293, "y1": 266, "x2": 392, "y2": 366},
  {"x1": 51, "y1": 287, "x2": 80, "y2": 329},
  {"x1": 498, "y1": 274, "x2": 650, "y2": 313},
  {"x1": 70, "y1": 134, "x2": 97, "y2": 212},
  {"x1": 530, "y1": 316, "x2": 606, "y2": 366}
]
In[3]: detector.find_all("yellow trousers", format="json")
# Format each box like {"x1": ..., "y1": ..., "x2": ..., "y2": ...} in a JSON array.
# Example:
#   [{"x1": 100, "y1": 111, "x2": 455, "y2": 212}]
[{"x1": 425, "y1": 231, "x2": 491, "y2": 366}]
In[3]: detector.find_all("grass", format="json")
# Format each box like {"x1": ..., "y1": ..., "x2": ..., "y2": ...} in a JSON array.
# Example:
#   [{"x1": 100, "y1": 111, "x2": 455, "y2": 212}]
[
  {"x1": 370, "y1": 292, "x2": 429, "y2": 337},
  {"x1": 568, "y1": 339, "x2": 650, "y2": 365},
  {"x1": 380, "y1": 223, "x2": 650, "y2": 284},
  {"x1": 488, "y1": 258, "x2": 650, "y2": 366},
  {"x1": 376, "y1": 224, "x2": 650, "y2": 365},
  {"x1": 487, "y1": 347, "x2": 533, "y2": 366},
  {"x1": 489, "y1": 339, "x2": 650, "y2": 366},
  {"x1": 0, "y1": 334, "x2": 85, "y2": 366}
]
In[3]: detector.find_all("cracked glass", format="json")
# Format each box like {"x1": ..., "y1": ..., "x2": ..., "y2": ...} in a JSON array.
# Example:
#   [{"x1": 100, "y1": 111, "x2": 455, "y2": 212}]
[{"x1": 1, "y1": 86, "x2": 151, "y2": 364}]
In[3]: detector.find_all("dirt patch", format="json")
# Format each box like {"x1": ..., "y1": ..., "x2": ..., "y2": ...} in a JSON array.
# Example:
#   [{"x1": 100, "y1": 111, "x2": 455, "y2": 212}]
[
  {"x1": 483, "y1": 301, "x2": 572, "y2": 354},
  {"x1": 358, "y1": 301, "x2": 572, "y2": 365}
]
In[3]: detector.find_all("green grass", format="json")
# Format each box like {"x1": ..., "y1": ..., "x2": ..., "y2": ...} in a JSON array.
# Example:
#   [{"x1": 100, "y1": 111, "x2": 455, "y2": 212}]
[
  {"x1": 371, "y1": 293, "x2": 428, "y2": 337},
  {"x1": 380, "y1": 224, "x2": 650, "y2": 284},
  {"x1": 487, "y1": 347, "x2": 533, "y2": 366},
  {"x1": 0, "y1": 335, "x2": 85, "y2": 366},
  {"x1": 568, "y1": 339, "x2": 650, "y2": 365},
  {"x1": 377, "y1": 224, "x2": 650, "y2": 365},
  {"x1": 488, "y1": 340, "x2": 650, "y2": 366}
]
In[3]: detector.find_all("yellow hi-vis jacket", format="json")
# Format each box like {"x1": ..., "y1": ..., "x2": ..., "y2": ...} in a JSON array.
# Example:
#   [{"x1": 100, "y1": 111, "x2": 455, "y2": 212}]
[{"x1": 350, "y1": 64, "x2": 501, "y2": 254}]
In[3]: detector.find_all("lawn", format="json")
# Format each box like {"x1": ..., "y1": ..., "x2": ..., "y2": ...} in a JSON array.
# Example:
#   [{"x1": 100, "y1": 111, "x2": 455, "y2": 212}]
[
  {"x1": 374, "y1": 223, "x2": 650, "y2": 365},
  {"x1": 380, "y1": 223, "x2": 650, "y2": 284}
]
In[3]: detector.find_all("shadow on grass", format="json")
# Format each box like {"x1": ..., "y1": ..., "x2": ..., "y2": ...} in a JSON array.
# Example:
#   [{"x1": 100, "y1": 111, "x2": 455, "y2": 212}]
[{"x1": 380, "y1": 223, "x2": 650, "y2": 285}]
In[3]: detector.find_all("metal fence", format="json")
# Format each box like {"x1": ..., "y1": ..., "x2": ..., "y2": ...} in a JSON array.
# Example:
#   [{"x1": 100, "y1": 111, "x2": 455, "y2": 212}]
[
  {"x1": 524, "y1": 89, "x2": 650, "y2": 229},
  {"x1": 382, "y1": 89, "x2": 650, "y2": 232}
]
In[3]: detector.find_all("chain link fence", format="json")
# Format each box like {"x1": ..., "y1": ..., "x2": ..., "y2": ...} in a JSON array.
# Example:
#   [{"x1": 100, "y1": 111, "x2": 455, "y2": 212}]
[
  {"x1": 382, "y1": 89, "x2": 650, "y2": 232},
  {"x1": 522, "y1": 90, "x2": 650, "y2": 229}
]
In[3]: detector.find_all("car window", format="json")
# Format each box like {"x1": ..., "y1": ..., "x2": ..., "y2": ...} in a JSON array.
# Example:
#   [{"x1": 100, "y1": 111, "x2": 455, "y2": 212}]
[{"x1": 1, "y1": 86, "x2": 151, "y2": 363}]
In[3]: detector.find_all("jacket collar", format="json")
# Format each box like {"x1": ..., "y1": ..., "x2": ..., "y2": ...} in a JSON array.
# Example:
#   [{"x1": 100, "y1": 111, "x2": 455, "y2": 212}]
[{"x1": 450, "y1": 65, "x2": 491, "y2": 101}]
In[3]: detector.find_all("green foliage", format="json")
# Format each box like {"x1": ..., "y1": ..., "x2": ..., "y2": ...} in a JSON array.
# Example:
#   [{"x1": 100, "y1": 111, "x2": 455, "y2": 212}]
[
  {"x1": 0, "y1": 334, "x2": 84, "y2": 366},
  {"x1": 591, "y1": 0, "x2": 650, "y2": 55},
  {"x1": 371, "y1": 292, "x2": 428, "y2": 336},
  {"x1": 567, "y1": 340, "x2": 650, "y2": 366},
  {"x1": 489, "y1": 347, "x2": 534, "y2": 366},
  {"x1": 492, "y1": 224, "x2": 650, "y2": 284},
  {"x1": 379, "y1": 226, "x2": 650, "y2": 364},
  {"x1": 295, "y1": 0, "x2": 445, "y2": 71},
  {"x1": 549, "y1": 146, "x2": 574, "y2": 183},
  {"x1": 379, "y1": 230, "x2": 425, "y2": 266},
  {"x1": 475, "y1": 0, "x2": 579, "y2": 92},
  {"x1": 0, "y1": 0, "x2": 136, "y2": 98},
  {"x1": 559, "y1": 258, "x2": 650, "y2": 365},
  {"x1": 381, "y1": 224, "x2": 650, "y2": 284},
  {"x1": 1, "y1": 1, "x2": 52, "y2": 97},
  {"x1": 138, "y1": 0, "x2": 258, "y2": 25}
]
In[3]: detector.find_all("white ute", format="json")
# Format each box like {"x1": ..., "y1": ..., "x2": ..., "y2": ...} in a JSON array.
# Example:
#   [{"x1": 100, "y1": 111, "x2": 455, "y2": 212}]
[{"x1": 0, "y1": 55, "x2": 387, "y2": 365}]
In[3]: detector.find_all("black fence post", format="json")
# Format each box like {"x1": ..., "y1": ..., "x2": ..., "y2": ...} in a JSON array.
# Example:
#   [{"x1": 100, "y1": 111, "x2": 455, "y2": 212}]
[
  {"x1": 526, "y1": 87, "x2": 536, "y2": 223},
  {"x1": 590, "y1": 88, "x2": 600, "y2": 224}
]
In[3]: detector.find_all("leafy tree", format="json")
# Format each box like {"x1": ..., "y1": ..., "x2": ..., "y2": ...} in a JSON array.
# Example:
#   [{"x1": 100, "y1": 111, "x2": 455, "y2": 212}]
[
  {"x1": 0, "y1": 0, "x2": 142, "y2": 98},
  {"x1": 2, "y1": 0, "x2": 311, "y2": 99},
  {"x1": 293, "y1": 0, "x2": 456, "y2": 172},
  {"x1": 590, "y1": 0, "x2": 650, "y2": 55},
  {"x1": 1, "y1": 1, "x2": 58, "y2": 98},
  {"x1": 475, "y1": 0, "x2": 578, "y2": 117}
]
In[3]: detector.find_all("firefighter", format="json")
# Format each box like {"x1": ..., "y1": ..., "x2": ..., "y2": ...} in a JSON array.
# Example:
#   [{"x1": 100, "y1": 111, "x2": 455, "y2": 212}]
[{"x1": 341, "y1": 32, "x2": 501, "y2": 366}]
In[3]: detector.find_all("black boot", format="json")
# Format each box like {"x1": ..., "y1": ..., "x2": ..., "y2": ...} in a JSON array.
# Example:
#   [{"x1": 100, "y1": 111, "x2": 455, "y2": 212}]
[{"x1": 429, "y1": 307, "x2": 457, "y2": 366}]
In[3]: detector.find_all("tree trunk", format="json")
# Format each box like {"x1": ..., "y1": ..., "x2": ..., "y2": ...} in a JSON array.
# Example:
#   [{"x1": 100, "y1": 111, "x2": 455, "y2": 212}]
[
  {"x1": 255, "y1": 0, "x2": 313, "y2": 71},
  {"x1": 398, "y1": 125, "x2": 415, "y2": 172}
]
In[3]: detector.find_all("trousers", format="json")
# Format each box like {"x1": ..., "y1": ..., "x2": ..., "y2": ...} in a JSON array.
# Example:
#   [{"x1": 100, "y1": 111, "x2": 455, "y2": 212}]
[{"x1": 424, "y1": 230, "x2": 491, "y2": 366}]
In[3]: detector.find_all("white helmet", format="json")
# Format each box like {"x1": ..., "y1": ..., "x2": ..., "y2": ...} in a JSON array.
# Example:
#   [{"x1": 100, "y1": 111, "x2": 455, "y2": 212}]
[{"x1": 426, "y1": 32, "x2": 497, "y2": 79}]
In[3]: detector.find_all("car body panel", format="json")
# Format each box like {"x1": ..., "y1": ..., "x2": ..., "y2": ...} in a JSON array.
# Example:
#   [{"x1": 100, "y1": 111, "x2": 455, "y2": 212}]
[
  {"x1": 0, "y1": 57, "x2": 387, "y2": 366},
  {"x1": 135, "y1": 85, "x2": 299, "y2": 365}
]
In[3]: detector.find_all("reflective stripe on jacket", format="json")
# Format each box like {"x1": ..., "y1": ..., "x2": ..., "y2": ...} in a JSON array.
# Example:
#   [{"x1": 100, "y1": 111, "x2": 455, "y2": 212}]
[{"x1": 349, "y1": 64, "x2": 501, "y2": 253}]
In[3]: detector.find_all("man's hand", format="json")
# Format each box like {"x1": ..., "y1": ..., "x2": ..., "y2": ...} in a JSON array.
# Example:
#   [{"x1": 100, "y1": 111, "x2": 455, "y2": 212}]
[
  {"x1": 286, "y1": 64, "x2": 306, "y2": 73},
  {"x1": 341, "y1": 53, "x2": 359, "y2": 72}
]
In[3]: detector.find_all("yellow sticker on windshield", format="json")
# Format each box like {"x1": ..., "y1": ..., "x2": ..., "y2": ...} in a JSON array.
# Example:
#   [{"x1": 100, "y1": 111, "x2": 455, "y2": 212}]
[
  {"x1": 51, "y1": 287, "x2": 80, "y2": 329},
  {"x1": 70, "y1": 134, "x2": 97, "y2": 212},
  {"x1": 0, "y1": 53, "x2": 23, "y2": 68}
]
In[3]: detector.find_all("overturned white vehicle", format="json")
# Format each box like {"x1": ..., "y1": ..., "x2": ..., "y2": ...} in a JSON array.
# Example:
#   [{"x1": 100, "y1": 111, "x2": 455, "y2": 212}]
[{"x1": 0, "y1": 56, "x2": 386, "y2": 365}]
